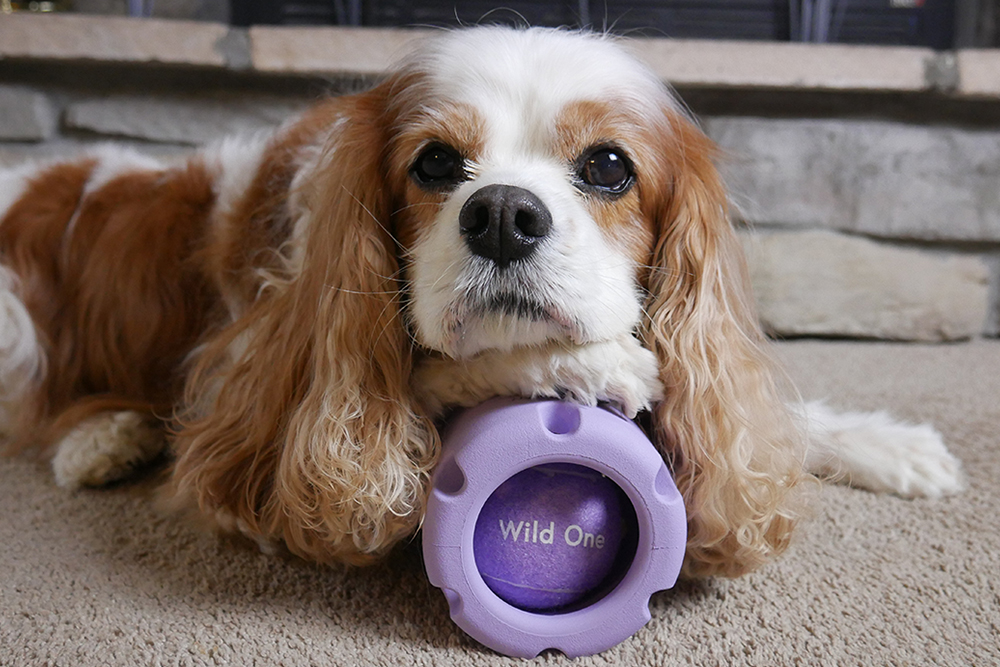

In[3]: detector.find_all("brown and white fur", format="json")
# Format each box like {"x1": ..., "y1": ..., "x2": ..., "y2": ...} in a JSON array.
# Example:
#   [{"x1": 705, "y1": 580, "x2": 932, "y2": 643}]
[{"x1": 0, "y1": 27, "x2": 962, "y2": 578}]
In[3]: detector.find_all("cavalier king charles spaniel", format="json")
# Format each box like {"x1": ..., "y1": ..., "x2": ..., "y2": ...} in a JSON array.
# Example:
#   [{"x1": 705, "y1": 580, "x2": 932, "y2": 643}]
[{"x1": 0, "y1": 27, "x2": 962, "y2": 578}]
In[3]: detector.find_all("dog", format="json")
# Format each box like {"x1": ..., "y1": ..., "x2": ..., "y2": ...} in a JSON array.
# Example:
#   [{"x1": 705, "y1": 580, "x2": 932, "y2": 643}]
[{"x1": 0, "y1": 26, "x2": 963, "y2": 578}]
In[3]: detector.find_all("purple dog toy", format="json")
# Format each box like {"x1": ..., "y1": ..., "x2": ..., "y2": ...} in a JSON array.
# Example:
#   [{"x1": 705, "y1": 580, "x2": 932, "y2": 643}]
[{"x1": 422, "y1": 398, "x2": 687, "y2": 658}]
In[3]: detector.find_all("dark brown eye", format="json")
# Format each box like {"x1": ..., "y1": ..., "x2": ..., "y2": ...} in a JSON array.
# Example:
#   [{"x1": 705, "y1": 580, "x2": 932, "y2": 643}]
[
  {"x1": 411, "y1": 144, "x2": 465, "y2": 189},
  {"x1": 579, "y1": 146, "x2": 634, "y2": 195}
]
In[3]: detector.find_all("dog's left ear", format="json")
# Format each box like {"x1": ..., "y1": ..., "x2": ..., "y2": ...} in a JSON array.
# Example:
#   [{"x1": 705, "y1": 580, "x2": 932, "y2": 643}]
[
  {"x1": 640, "y1": 110, "x2": 808, "y2": 578},
  {"x1": 167, "y1": 79, "x2": 439, "y2": 565}
]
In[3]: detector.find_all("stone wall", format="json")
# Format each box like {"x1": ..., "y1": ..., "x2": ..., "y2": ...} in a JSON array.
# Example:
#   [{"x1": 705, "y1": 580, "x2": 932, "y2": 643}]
[
  {"x1": 2, "y1": 15, "x2": 1000, "y2": 341},
  {"x1": 708, "y1": 117, "x2": 998, "y2": 340}
]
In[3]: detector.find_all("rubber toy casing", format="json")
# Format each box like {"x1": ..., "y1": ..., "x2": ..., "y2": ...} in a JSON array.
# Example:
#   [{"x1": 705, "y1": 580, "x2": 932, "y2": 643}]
[{"x1": 422, "y1": 398, "x2": 687, "y2": 658}]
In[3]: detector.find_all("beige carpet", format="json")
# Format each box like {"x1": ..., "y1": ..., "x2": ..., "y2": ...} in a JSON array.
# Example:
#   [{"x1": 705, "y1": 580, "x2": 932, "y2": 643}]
[{"x1": 3, "y1": 340, "x2": 999, "y2": 666}]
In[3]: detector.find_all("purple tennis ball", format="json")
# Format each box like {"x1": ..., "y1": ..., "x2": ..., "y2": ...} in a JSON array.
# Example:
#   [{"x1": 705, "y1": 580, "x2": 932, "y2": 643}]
[{"x1": 473, "y1": 462, "x2": 634, "y2": 612}]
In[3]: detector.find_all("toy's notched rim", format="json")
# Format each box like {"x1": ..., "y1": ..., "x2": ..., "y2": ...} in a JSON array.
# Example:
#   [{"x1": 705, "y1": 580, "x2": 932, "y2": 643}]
[{"x1": 422, "y1": 398, "x2": 687, "y2": 659}]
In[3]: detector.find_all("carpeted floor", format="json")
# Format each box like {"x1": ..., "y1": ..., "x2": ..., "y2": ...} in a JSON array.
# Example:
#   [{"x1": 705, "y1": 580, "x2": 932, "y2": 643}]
[{"x1": 2, "y1": 340, "x2": 998, "y2": 666}]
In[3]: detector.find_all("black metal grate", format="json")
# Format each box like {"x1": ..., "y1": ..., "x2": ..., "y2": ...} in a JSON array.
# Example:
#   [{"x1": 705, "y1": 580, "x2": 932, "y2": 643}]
[
  {"x1": 230, "y1": 0, "x2": 956, "y2": 48},
  {"x1": 833, "y1": 0, "x2": 955, "y2": 49},
  {"x1": 367, "y1": 1, "x2": 582, "y2": 29},
  {"x1": 593, "y1": 0, "x2": 793, "y2": 40}
]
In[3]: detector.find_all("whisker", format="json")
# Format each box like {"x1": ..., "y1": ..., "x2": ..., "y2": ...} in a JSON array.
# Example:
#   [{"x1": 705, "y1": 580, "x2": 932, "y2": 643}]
[
  {"x1": 392, "y1": 201, "x2": 441, "y2": 216},
  {"x1": 345, "y1": 186, "x2": 395, "y2": 240},
  {"x1": 325, "y1": 287, "x2": 399, "y2": 296},
  {"x1": 425, "y1": 256, "x2": 467, "y2": 293}
]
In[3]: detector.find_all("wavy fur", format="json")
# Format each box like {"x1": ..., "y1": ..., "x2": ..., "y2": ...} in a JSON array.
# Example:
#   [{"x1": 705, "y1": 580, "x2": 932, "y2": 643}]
[
  {"x1": 641, "y1": 114, "x2": 808, "y2": 577},
  {"x1": 167, "y1": 83, "x2": 439, "y2": 565}
]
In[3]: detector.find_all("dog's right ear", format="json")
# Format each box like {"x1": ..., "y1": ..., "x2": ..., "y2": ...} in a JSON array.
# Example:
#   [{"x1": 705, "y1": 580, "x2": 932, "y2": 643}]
[
  {"x1": 639, "y1": 108, "x2": 809, "y2": 578},
  {"x1": 166, "y1": 77, "x2": 439, "y2": 566}
]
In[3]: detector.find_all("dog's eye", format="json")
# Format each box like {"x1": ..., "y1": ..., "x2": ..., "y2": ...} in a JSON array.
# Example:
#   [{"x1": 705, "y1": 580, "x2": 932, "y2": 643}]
[
  {"x1": 411, "y1": 144, "x2": 465, "y2": 189},
  {"x1": 578, "y1": 146, "x2": 634, "y2": 195}
]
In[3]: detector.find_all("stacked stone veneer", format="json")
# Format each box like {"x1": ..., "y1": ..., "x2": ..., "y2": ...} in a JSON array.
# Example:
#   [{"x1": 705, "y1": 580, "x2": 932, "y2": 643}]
[
  {"x1": 2, "y1": 15, "x2": 1000, "y2": 341},
  {"x1": 709, "y1": 117, "x2": 997, "y2": 341}
]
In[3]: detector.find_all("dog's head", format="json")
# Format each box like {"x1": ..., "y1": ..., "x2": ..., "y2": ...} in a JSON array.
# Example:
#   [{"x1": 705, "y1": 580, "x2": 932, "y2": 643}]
[
  {"x1": 385, "y1": 27, "x2": 675, "y2": 359},
  {"x1": 179, "y1": 27, "x2": 805, "y2": 577}
]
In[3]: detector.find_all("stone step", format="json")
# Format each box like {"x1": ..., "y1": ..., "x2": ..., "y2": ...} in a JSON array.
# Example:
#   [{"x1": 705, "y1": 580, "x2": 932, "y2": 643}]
[
  {"x1": 742, "y1": 230, "x2": 990, "y2": 341},
  {"x1": 2, "y1": 14, "x2": 1000, "y2": 98}
]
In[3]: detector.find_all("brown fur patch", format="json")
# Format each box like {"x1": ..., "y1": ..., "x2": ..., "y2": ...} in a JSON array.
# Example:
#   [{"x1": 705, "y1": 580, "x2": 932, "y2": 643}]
[
  {"x1": 167, "y1": 78, "x2": 439, "y2": 567},
  {"x1": 554, "y1": 99, "x2": 654, "y2": 266},
  {"x1": 1, "y1": 160, "x2": 97, "y2": 321},
  {"x1": 388, "y1": 101, "x2": 487, "y2": 251},
  {"x1": 2, "y1": 157, "x2": 219, "y2": 446}
]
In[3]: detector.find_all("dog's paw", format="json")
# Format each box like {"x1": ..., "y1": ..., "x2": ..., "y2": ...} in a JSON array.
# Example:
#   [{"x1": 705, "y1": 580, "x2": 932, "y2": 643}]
[
  {"x1": 52, "y1": 411, "x2": 165, "y2": 488},
  {"x1": 607, "y1": 339, "x2": 664, "y2": 416},
  {"x1": 803, "y1": 402, "x2": 965, "y2": 499},
  {"x1": 848, "y1": 421, "x2": 964, "y2": 499},
  {"x1": 557, "y1": 337, "x2": 664, "y2": 418}
]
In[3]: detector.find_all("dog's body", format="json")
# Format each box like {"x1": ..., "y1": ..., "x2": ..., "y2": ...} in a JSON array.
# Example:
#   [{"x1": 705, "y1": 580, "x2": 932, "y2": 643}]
[{"x1": 0, "y1": 27, "x2": 961, "y2": 577}]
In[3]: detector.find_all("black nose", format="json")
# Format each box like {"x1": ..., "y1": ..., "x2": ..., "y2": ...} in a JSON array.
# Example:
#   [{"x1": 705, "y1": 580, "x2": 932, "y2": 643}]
[{"x1": 459, "y1": 184, "x2": 552, "y2": 268}]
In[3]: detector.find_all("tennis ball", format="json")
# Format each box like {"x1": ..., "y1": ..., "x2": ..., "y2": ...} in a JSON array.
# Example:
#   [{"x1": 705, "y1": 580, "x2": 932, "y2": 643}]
[{"x1": 473, "y1": 462, "x2": 636, "y2": 612}]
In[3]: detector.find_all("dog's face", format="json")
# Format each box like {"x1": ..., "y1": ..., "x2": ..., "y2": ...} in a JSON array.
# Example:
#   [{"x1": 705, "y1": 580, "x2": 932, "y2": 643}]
[{"x1": 381, "y1": 29, "x2": 679, "y2": 359}]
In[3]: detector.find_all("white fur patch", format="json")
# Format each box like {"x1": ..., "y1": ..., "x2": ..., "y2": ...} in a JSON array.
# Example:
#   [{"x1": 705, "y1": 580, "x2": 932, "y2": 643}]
[
  {"x1": 0, "y1": 266, "x2": 44, "y2": 436},
  {"x1": 205, "y1": 134, "x2": 270, "y2": 224},
  {"x1": 83, "y1": 145, "x2": 164, "y2": 196},
  {"x1": 419, "y1": 28, "x2": 673, "y2": 124},
  {"x1": 51, "y1": 411, "x2": 165, "y2": 488},
  {"x1": 800, "y1": 400, "x2": 965, "y2": 498},
  {"x1": 202, "y1": 135, "x2": 274, "y2": 318},
  {"x1": 0, "y1": 162, "x2": 34, "y2": 224}
]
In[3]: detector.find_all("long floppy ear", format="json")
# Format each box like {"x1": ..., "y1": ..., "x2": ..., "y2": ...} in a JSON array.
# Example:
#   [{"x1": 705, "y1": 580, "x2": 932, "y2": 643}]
[
  {"x1": 166, "y1": 83, "x2": 439, "y2": 565},
  {"x1": 641, "y1": 112, "x2": 808, "y2": 578}
]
